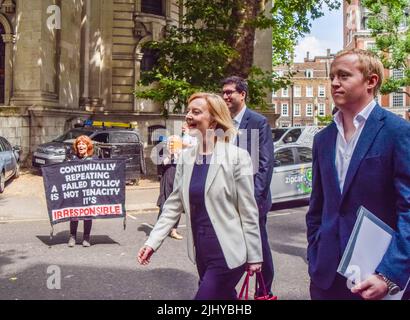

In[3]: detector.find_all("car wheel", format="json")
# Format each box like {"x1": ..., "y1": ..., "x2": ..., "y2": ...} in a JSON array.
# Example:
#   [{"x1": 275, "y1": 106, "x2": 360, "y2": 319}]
[
  {"x1": 0, "y1": 171, "x2": 5, "y2": 193},
  {"x1": 14, "y1": 162, "x2": 20, "y2": 179}
]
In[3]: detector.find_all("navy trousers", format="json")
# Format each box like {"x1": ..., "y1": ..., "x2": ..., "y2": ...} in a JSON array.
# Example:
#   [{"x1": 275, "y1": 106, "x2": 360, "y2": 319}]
[
  {"x1": 194, "y1": 226, "x2": 245, "y2": 300},
  {"x1": 310, "y1": 274, "x2": 363, "y2": 300},
  {"x1": 259, "y1": 215, "x2": 274, "y2": 295}
]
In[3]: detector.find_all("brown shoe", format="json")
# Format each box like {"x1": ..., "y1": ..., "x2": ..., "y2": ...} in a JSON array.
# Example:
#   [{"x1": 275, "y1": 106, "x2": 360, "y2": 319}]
[{"x1": 170, "y1": 229, "x2": 183, "y2": 240}]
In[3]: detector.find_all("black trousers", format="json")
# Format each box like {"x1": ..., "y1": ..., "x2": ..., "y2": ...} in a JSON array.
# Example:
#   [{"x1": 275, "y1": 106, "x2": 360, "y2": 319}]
[{"x1": 70, "y1": 220, "x2": 92, "y2": 238}]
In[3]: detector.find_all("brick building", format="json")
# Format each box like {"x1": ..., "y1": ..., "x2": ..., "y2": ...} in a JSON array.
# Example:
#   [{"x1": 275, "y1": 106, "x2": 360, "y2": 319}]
[
  {"x1": 272, "y1": 50, "x2": 335, "y2": 128},
  {"x1": 343, "y1": 0, "x2": 410, "y2": 120}
]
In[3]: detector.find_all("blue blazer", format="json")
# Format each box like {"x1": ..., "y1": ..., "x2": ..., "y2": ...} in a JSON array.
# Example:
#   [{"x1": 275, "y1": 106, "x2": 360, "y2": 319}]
[
  {"x1": 306, "y1": 104, "x2": 410, "y2": 290},
  {"x1": 237, "y1": 108, "x2": 274, "y2": 216}
]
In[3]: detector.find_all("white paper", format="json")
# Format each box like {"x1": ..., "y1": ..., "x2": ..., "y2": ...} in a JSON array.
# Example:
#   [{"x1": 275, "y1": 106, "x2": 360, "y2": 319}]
[{"x1": 338, "y1": 208, "x2": 409, "y2": 300}]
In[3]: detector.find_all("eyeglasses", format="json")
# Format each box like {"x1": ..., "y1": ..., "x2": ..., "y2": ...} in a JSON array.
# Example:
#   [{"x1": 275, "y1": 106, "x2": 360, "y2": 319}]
[{"x1": 222, "y1": 90, "x2": 238, "y2": 97}]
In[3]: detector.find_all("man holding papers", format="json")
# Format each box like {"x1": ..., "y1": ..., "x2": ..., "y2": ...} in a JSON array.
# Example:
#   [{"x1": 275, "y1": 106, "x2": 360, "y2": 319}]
[{"x1": 306, "y1": 49, "x2": 410, "y2": 300}]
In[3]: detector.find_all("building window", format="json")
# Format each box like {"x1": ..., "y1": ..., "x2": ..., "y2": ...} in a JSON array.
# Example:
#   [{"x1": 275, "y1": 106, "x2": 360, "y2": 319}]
[
  {"x1": 306, "y1": 86, "x2": 313, "y2": 97},
  {"x1": 318, "y1": 85, "x2": 326, "y2": 97},
  {"x1": 392, "y1": 91, "x2": 404, "y2": 108},
  {"x1": 141, "y1": 0, "x2": 164, "y2": 16},
  {"x1": 294, "y1": 124, "x2": 302, "y2": 127},
  {"x1": 306, "y1": 103, "x2": 313, "y2": 117},
  {"x1": 362, "y1": 16, "x2": 369, "y2": 30},
  {"x1": 392, "y1": 69, "x2": 404, "y2": 79},
  {"x1": 294, "y1": 86, "x2": 301, "y2": 97},
  {"x1": 305, "y1": 69, "x2": 314, "y2": 78},
  {"x1": 282, "y1": 87, "x2": 289, "y2": 97},
  {"x1": 281, "y1": 103, "x2": 289, "y2": 116},
  {"x1": 366, "y1": 42, "x2": 376, "y2": 50},
  {"x1": 294, "y1": 103, "x2": 301, "y2": 117},
  {"x1": 141, "y1": 48, "x2": 160, "y2": 72},
  {"x1": 318, "y1": 103, "x2": 326, "y2": 116}
]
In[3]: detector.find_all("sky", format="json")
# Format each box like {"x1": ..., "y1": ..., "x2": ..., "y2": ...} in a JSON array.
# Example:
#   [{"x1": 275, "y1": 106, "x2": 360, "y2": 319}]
[{"x1": 294, "y1": 6, "x2": 343, "y2": 62}]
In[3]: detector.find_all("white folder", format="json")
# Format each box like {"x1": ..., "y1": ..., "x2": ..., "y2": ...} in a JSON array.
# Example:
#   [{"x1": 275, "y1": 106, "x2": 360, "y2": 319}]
[{"x1": 337, "y1": 206, "x2": 409, "y2": 300}]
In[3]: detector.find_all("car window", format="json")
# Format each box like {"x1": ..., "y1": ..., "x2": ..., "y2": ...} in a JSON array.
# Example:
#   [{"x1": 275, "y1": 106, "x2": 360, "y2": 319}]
[
  {"x1": 283, "y1": 128, "x2": 302, "y2": 144},
  {"x1": 275, "y1": 148, "x2": 295, "y2": 166},
  {"x1": 272, "y1": 128, "x2": 288, "y2": 142},
  {"x1": 110, "y1": 132, "x2": 139, "y2": 144},
  {"x1": 298, "y1": 147, "x2": 312, "y2": 163},
  {"x1": 54, "y1": 129, "x2": 93, "y2": 142},
  {"x1": 92, "y1": 133, "x2": 109, "y2": 143},
  {"x1": 0, "y1": 138, "x2": 4, "y2": 152}
]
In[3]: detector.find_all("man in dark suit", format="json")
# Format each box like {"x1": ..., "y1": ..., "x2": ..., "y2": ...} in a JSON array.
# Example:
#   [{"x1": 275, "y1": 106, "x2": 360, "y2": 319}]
[
  {"x1": 307, "y1": 49, "x2": 410, "y2": 300},
  {"x1": 222, "y1": 76, "x2": 275, "y2": 295}
]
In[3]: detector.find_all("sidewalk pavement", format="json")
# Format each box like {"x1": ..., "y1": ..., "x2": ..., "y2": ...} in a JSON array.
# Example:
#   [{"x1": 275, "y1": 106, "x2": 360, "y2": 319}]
[{"x1": 0, "y1": 172, "x2": 160, "y2": 222}]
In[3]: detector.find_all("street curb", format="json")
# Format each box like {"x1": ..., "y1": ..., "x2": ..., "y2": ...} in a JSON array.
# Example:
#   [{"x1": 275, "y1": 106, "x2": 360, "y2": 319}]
[{"x1": 126, "y1": 207, "x2": 158, "y2": 215}]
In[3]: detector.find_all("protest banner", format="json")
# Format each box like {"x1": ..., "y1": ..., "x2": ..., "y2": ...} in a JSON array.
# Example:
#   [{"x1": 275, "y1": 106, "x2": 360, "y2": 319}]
[{"x1": 42, "y1": 159, "x2": 126, "y2": 225}]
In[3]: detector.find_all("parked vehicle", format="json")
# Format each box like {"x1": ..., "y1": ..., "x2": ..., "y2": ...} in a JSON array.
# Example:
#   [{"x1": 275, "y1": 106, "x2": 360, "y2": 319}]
[
  {"x1": 271, "y1": 144, "x2": 313, "y2": 204},
  {"x1": 0, "y1": 136, "x2": 21, "y2": 193},
  {"x1": 272, "y1": 126, "x2": 321, "y2": 147},
  {"x1": 32, "y1": 121, "x2": 146, "y2": 185}
]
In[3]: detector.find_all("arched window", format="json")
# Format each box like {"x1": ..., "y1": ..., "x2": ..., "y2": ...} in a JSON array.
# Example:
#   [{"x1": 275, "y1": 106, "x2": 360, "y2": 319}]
[
  {"x1": 0, "y1": 23, "x2": 5, "y2": 104},
  {"x1": 141, "y1": 47, "x2": 159, "y2": 72},
  {"x1": 141, "y1": 0, "x2": 164, "y2": 17}
]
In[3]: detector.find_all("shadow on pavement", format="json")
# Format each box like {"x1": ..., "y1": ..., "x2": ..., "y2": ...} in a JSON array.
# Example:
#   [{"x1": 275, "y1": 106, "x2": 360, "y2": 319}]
[
  {"x1": 137, "y1": 223, "x2": 153, "y2": 237},
  {"x1": 0, "y1": 264, "x2": 197, "y2": 300},
  {"x1": 271, "y1": 199, "x2": 309, "y2": 211},
  {"x1": 37, "y1": 231, "x2": 120, "y2": 247}
]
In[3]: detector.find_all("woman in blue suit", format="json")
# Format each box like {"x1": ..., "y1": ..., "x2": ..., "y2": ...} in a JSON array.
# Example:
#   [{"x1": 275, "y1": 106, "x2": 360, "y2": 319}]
[{"x1": 137, "y1": 92, "x2": 263, "y2": 300}]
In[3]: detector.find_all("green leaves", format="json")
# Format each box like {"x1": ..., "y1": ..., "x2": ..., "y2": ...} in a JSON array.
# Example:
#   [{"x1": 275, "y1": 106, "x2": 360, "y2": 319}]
[
  {"x1": 134, "y1": 0, "x2": 341, "y2": 115},
  {"x1": 362, "y1": 0, "x2": 410, "y2": 96}
]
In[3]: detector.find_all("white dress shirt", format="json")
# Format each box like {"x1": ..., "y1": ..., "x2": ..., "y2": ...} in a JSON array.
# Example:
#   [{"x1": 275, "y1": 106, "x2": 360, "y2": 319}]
[
  {"x1": 334, "y1": 100, "x2": 376, "y2": 192},
  {"x1": 233, "y1": 105, "x2": 247, "y2": 130}
]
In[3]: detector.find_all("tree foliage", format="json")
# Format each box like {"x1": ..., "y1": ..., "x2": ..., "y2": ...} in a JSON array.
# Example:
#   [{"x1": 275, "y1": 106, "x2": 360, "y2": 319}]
[
  {"x1": 135, "y1": 0, "x2": 340, "y2": 115},
  {"x1": 362, "y1": 0, "x2": 410, "y2": 96}
]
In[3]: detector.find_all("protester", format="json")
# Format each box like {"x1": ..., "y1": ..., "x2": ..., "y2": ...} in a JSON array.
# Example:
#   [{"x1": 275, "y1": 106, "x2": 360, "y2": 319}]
[
  {"x1": 67, "y1": 135, "x2": 96, "y2": 247},
  {"x1": 138, "y1": 92, "x2": 263, "y2": 300},
  {"x1": 221, "y1": 76, "x2": 275, "y2": 297},
  {"x1": 306, "y1": 49, "x2": 410, "y2": 300}
]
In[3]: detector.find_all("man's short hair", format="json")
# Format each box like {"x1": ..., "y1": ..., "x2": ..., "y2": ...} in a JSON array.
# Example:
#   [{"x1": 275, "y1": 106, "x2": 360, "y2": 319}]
[
  {"x1": 221, "y1": 76, "x2": 248, "y2": 99},
  {"x1": 333, "y1": 49, "x2": 384, "y2": 96}
]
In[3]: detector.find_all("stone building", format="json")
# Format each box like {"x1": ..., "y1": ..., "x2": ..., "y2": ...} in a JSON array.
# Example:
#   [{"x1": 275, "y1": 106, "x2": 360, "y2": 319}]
[
  {"x1": 272, "y1": 50, "x2": 335, "y2": 128},
  {"x1": 343, "y1": 0, "x2": 410, "y2": 120},
  {"x1": 0, "y1": 0, "x2": 274, "y2": 173}
]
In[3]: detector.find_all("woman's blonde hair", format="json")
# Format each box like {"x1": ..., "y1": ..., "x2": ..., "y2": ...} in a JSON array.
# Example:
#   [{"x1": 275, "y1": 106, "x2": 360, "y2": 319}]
[
  {"x1": 73, "y1": 135, "x2": 94, "y2": 157},
  {"x1": 187, "y1": 92, "x2": 236, "y2": 142},
  {"x1": 333, "y1": 49, "x2": 384, "y2": 96}
]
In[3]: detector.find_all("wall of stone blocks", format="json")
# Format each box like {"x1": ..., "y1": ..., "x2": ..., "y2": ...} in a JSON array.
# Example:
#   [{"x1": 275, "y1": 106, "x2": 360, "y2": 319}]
[{"x1": 0, "y1": 114, "x2": 30, "y2": 164}]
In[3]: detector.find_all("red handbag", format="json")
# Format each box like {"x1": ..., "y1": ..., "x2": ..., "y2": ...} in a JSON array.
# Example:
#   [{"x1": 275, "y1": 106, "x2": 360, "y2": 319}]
[
  {"x1": 254, "y1": 271, "x2": 278, "y2": 300},
  {"x1": 238, "y1": 271, "x2": 278, "y2": 300}
]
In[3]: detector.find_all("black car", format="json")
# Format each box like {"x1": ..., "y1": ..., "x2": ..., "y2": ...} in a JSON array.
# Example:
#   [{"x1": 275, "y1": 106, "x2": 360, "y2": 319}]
[{"x1": 32, "y1": 123, "x2": 146, "y2": 185}]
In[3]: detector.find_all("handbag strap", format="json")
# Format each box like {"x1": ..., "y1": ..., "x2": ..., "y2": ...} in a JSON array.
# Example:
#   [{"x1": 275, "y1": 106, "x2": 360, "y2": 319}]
[
  {"x1": 238, "y1": 272, "x2": 250, "y2": 300},
  {"x1": 255, "y1": 271, "x2": 269, "y2": 297}
]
